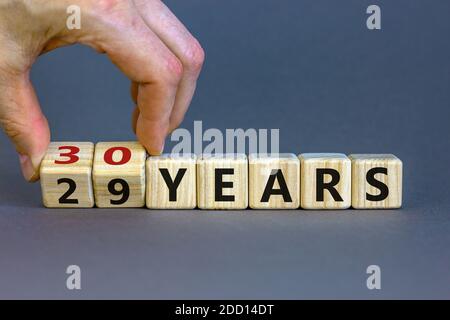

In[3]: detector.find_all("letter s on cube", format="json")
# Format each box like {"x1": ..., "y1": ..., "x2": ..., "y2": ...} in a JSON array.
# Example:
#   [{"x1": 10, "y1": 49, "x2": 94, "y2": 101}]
[{"x1": 349, "y1": 154, "x2": 402, "y2": 209}]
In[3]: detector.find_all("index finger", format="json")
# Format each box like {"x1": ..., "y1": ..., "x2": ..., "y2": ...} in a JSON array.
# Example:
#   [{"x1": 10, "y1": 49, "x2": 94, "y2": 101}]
[{"x1": 82, "y1": 2, "x2": 182, "y2": 154}]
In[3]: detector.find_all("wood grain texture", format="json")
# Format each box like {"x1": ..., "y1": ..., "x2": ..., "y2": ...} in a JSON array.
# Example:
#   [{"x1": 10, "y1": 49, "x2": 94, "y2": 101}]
[
  {"x1": 146, "y1": 154, "x2": 197, "y2": 209},
  {"x1": 40, "y1": 142, "x2": 94, "y2": 208},
  {"x1": 197, "y1": 154, "x2": 248, "y2": 210},
  {"x1": 93, "y1": 141, "x2": 146, "y2": 208},
  {"x1": 299, "y1": 153, "x2": 351, "y2": 209},
  {"x1": 349, "y1": 154, "x2": 402, "y2": 209},
  {"x1": 249, "y1": 153, "x2": 299, "y2": 209}
]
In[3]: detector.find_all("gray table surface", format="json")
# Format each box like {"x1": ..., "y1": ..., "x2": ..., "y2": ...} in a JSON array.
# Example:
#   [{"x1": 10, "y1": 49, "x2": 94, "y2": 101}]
[{"x1": 1, "y1": 0, "x2": 449, "y2": 299}]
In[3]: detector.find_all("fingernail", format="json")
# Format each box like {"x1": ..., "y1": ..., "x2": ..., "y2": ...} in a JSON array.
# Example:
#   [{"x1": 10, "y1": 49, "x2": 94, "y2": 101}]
[
  {"x1": 19, "y1": 154, "x2": 39, "y2": 182},
  {"x1": 160, "y1": 141, "x2": 165, "y2": 154}
]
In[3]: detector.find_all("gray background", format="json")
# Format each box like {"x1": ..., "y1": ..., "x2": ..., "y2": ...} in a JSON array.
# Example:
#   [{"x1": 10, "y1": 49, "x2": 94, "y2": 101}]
[{"x1": 0, "y1": 0, "x2": 449, "y2": 299}]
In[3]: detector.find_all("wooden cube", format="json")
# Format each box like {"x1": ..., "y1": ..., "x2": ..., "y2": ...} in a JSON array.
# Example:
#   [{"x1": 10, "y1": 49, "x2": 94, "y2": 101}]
[
  {"x1": 299, "y1": 153, "x2": 351, "y2": 209},
  {"x1": 146, "y1": 154, "x2": 197, "y2": 209},
  {"x1": 249, "y1": 153, "x2": 300, "y2": 209},
  {"x1": 197, "y1": 154, "x2": 248, "y2": 209},
  {"x1": 40, "y1": 142, "x2": 94, "y2": 208},
  {"x1": 349, "y1": 154, "x2": 402, "y2": 209},
  {"x1": 93, "y1": 142, "x2": 146, "y2": 208}
]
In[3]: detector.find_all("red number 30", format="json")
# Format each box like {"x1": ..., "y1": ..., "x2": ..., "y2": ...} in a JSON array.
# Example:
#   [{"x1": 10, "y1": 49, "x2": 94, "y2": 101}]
[{"x1": 55, "y1": 146, "x2": 80, "y2": 164}]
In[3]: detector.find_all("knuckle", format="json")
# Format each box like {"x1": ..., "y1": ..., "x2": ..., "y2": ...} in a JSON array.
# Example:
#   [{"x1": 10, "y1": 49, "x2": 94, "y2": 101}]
[{"x1": 181, "y1": 38, "x2": 205, "y2": 74}]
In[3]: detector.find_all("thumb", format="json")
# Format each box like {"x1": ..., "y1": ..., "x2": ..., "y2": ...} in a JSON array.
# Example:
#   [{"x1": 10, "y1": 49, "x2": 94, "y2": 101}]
[{"x1": 0, "y1": 71, "x2": 50, "y2": 182}]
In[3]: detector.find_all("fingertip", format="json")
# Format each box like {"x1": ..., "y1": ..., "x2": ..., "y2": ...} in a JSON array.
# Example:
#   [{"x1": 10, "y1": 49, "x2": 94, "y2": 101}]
[
  {"x1": 136, "y1": 116, "x2": 168, "y2": 155},
  {"x1": 16, "y1": 119, "x2": 49, "y2": 183},
  {"x1": 19, "y1": 153, "x2": 41, "y2": 182},
  {"x1": 139, "y1": 136, "x2": 166, "y2": 155},
  {"x1": 139, "y1": 137, "x2": 165, "y2": 156}
]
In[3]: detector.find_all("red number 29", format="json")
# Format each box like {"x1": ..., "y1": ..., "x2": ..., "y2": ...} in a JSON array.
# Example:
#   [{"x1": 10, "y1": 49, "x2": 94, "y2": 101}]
[{"x1": 55, "y1": 146, "x2": 80, "y2": 164}]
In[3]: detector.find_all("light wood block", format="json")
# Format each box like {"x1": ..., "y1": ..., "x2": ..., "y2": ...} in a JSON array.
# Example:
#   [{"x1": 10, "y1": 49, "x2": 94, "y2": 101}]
[
  {"x1": 349, "y1": 154, "x2": 402, "y2": 209},
  {"x1": 249, "y1": 153, "x2": 300, "y2": 209},
  {"x1": 40, "y1": 142, "x2": 94, "y2": 208},
  {"x1": 146, "y1": 154, "x2": 197, "y2": 209},
  {"x1": 93, "y1": 141, "x2": 146, "y2": 208},
  {"x1": 299, "y1": 153, "x2": 351, "y2": 209},
  {"x1": 197, "y1": 154, "x2": 248, "y2": 209}
]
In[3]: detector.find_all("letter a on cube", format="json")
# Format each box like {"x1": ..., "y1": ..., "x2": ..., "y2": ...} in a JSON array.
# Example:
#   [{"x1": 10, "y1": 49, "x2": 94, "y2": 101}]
[{"x1": 249, "y1": 153, "x2": 300, "y2": 209}]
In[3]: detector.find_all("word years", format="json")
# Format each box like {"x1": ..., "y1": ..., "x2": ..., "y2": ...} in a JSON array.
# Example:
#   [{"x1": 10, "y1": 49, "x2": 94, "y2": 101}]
[{"x1": 40, "y1": 142, "x2": 402, "y2": 210}]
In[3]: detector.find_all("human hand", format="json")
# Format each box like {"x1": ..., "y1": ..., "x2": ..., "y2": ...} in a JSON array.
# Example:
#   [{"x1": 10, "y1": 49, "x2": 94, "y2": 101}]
[{"x1": 0, "y1": 0, "x2": 204, "y2": 181}]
